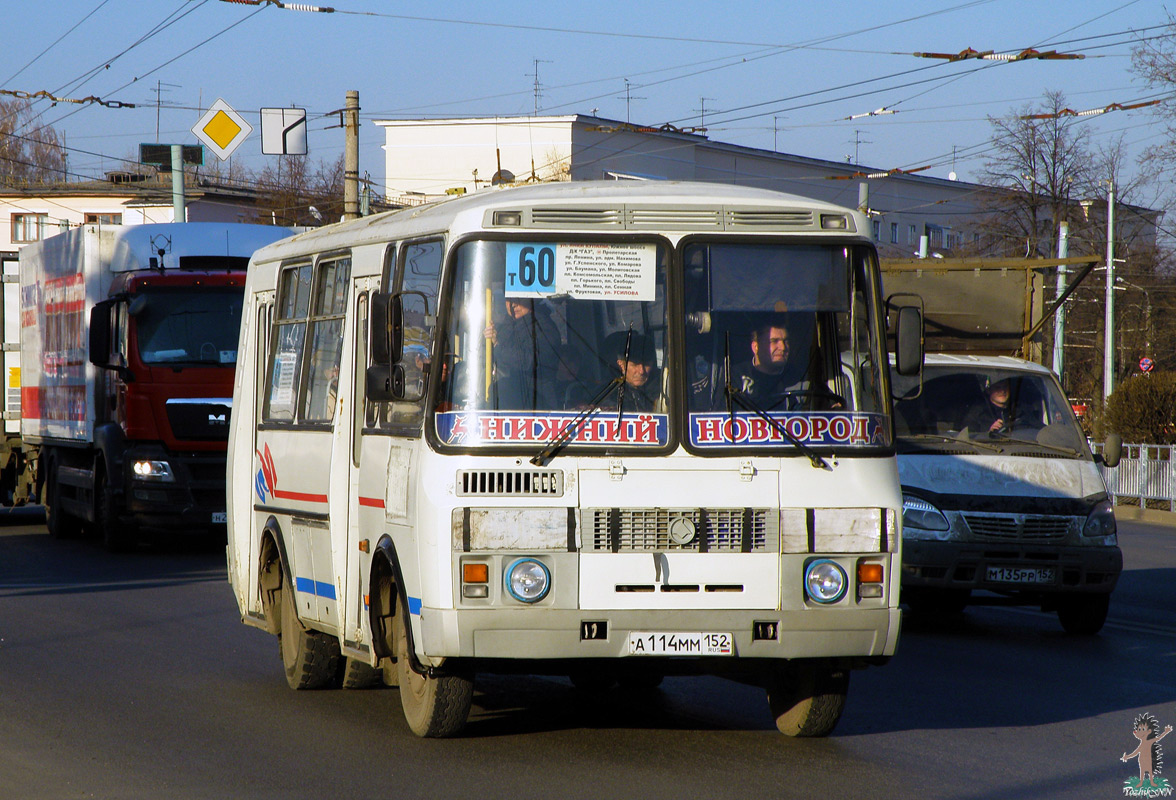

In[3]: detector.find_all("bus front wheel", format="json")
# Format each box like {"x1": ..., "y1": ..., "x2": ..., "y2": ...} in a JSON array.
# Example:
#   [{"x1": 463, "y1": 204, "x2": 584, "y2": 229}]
[
  {"x1": 766, "y1": 663, "x2": 849, "y2": 737},
  {"x1": 278, "y1": 577, "x2": 340, "y2": 690},
  {"x1": 394, "y1": 597, "x2": 472, "y2": 738}
]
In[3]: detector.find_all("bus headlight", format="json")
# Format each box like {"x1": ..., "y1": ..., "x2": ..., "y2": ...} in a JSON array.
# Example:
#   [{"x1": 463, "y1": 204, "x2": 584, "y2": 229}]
[
  {"x1": 804, "y1": 559, "x2": 847, "y2": 604},
  {"x1": 505, "y1": 558, "x2": 550, "y2": 603},
  {"x1": 132, "y1": 460, "x2": 175, "y2": 482}
]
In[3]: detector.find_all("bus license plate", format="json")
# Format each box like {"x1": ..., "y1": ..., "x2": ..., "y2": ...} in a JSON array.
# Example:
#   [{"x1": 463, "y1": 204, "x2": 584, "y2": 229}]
[
  {"x1": 628, "y1": 632, "x2": 733, "y2": 656},
  {"x1": 986, "y1": 565, "x2": 1055, "y2": 584},
  {"x1": 212, "y1": 512, "x2": 227, "y2": 524}
]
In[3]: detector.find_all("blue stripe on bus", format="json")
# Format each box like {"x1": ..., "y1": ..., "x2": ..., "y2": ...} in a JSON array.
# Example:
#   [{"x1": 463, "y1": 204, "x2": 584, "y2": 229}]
[
  {"x1": 294, "y1": 577, "x2": 337, "y2": 601},
  {"x1": 408, "y1": 596, "x2": 422, "y2": 616}
]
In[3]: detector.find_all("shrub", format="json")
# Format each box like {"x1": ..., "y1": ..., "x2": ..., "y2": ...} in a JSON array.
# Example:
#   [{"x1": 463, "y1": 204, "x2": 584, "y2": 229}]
[{"x1": 1104, "y1": 372, "x2": 1176, "y2": 444}]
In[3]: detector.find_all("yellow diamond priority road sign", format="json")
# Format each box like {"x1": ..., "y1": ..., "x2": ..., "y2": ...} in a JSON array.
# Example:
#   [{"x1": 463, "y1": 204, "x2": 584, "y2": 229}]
[{"x1": 192, "y1": 98, "x2": 252, "y2": 161}]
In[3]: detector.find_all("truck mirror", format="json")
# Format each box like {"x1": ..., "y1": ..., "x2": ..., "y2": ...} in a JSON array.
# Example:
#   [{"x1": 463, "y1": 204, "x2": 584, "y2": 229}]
[
  {"x1": 1100, "y1": 433, "x2": 1122, "y2": 468},
  {"x1": 88, "y1": 300, "x2": 114, "y2": 369},
  {"x1": 369, "y1": 292, "x2": 404, "y2": 366},
  {"x1": 894, "y1": 305, "x2": 924, "y2": 377}
]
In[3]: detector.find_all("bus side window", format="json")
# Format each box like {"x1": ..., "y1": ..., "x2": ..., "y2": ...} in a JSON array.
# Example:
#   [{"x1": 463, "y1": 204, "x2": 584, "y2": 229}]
[
  {"x1": 263, "y1": 262, "x2": 312, "y2": 421},
  {"x1": 301, "y1": 255, "x2": 351, "y2": 423}
]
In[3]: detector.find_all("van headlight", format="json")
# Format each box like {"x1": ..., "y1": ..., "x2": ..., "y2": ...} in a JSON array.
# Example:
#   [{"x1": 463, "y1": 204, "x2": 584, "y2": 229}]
[
  {"x1": 902, "y1": 494, "x2": 949, "y2": 532},
  {"x1": 505, "y1": 558, "x2": 550, "y2": 603},
  {"x1": 804, "y1": 559, "x2": 847, "y2": 604},
  {"x1": 1083, "y1": 500, "x2": 1117, "y2": 540}
]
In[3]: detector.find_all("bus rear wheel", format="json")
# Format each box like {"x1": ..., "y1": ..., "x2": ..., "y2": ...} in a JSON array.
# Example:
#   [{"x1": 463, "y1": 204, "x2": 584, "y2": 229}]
[
  {"x1": 278, "y1": 577, "x2": 340, "y2": 690},
  {"x1": 394, "y1": 597, "x2": 472, "y2": 738},
  {"x1": 766, "y1": 663, "x2": 849, "y2": 737}
]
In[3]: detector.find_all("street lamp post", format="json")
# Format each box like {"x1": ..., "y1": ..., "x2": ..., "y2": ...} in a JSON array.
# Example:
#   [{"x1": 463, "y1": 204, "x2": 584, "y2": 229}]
[{"x1": 1102, "y1": 179, "x2": 1115, "y2": 403}]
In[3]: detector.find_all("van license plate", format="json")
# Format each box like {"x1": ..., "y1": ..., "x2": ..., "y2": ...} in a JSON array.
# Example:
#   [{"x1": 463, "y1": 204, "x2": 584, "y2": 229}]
[
  {"x1": 212, "y1": 512, "x2": 227, "y2": 524},
  {"x1": 628, "y1": 632, "x2": 733, "y2": 656},
  {"x1": 986, "y1": 566, "x2": 1055, "y2": 584}
]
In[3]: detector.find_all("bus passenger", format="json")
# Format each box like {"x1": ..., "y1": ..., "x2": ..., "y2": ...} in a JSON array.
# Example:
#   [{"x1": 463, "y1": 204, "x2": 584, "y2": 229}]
[{"x1": 483, "y1": 297, "x2": 560, "y2": 409}]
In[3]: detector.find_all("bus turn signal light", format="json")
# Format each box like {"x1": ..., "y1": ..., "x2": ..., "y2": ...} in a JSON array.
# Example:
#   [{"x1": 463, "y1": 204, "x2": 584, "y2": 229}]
[
  {"x1": 463, "y1": 563, "x2": 489, "y2": 583},
  {"x1": 858, "y1": 563, "x2": 884, "y2": 583}
]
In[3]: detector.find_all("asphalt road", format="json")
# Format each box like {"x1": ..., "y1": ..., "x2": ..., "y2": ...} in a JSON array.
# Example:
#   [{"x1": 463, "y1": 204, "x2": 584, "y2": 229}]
[{"x1": 1, "y1": 509, "x2": 1173, "y2": 800}]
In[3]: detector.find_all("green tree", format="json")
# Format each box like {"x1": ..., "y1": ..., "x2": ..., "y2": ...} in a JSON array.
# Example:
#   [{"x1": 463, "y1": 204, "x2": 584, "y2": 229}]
[{"x1": 1104, "y1": 372, "x2": 1176, "y2": 444}]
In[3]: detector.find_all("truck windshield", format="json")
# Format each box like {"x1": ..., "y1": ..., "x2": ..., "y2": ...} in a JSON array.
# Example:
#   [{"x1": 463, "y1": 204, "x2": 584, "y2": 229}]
[
  {"x1": 434, "y1": 239, "x2": 670, "y2": 450},
  {"x1": 133, "y1": 287, "x2": 244, "y2": 366},
  {"x1": 682, "y1": 242, "x2": 890, "y2": 452},
  {"x1": 892, "y1": 365, "x2": 1089, "y2": 455}
]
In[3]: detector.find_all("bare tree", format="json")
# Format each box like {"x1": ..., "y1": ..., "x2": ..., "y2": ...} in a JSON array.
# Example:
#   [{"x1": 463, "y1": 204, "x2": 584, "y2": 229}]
[
  {"x1": 1132, "y1": 13, "x2": 1176, "y2": 183},
  {"x1": 0, "y1": 98, "x2": 67, "y2": 184},
  {"x1": 254, "y1": 154, "x2": 344, "y2": 226}
]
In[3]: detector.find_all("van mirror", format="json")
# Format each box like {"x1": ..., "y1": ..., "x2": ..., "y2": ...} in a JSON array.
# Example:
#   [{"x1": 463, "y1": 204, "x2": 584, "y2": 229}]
[
  {"x1": 1100, "y1": 433, "x2": 1122, "y2": 468},
  {"x1": 894, "y1": 305, "x2": 924, "y2": 377},
  {"x1": 89, "y1": 300, "x2": 114, "y2": 369}
]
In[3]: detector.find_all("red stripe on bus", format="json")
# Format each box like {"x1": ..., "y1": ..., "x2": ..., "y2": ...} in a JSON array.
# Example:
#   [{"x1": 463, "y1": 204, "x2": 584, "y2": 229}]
[
  {"x1": 272, "y1": 489, "x2": 329, "y2": 504},
  {"x1": 358, "y1": 496, "x2": 385, "y2": 508}
]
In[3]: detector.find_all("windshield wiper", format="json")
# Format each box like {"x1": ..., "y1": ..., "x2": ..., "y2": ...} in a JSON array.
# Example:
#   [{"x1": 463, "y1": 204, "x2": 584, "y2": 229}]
[
  {"x1": 999, "y1": 436, "x2": 1081, "y2": 457},
  {"x1": 529, "y1": 376, "x2": 624, "y2": 466},
  {"x1": 531, "y1": 329, "x2": 635, "y2": 466},
  {"x1": 722, "y1": 333, "x2": 831, "y2": 471},
  {"x1": 900, "y1": 433, "x2": 1005, "y2": 454}
]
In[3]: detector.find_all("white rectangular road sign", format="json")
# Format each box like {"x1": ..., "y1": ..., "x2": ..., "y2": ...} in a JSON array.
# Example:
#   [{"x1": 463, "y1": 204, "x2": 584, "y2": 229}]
[{"x1": 261, "y1": 108, "x2": 308, "y2": 155}]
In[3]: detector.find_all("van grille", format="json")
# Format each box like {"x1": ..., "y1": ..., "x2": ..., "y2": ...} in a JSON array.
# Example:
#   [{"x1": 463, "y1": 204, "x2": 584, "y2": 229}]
[
  {"x1": 585, "y1": 508, "x2": 778, "y2": 552},
  {"x1": 456, "y1": 469, "x2": 564, "y2": 497},
  {"x1": 962, "y1": 513, "x2": 1074, "y2": 541}
]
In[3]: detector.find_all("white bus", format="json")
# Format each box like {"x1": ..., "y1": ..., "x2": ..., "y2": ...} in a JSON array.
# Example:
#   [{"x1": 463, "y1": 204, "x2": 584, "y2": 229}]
[{"x1": 227, "y1": 181, "x2": 922, "y2": 738}]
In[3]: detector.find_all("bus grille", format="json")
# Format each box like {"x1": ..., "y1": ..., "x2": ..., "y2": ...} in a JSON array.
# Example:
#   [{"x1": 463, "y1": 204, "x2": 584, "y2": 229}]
[
  {"x1": 456, "y1": 469, "x2": 564, "y2": 497},
  {"x1": 962, "y1": 513, "x2": 1073, "y2": 541},
  {"x1": 584, "y1": 508, "x2": 778, "y2": 552},
  {"x1": 727, "y1": 210, "x2": 814, "y2": 228}
]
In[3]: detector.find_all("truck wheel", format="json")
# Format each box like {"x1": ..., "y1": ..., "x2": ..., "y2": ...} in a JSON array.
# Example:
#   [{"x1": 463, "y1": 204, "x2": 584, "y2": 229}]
[
  {"x1": 95, "y1": 468, "x2": 134, "y2": 552},
  {"x1": 766, "y1": 664, "x2": 849, "y2": 737},
  {"x1": 395, "y1": 596, "x2": 472, "y2": 738},
  {"x1": 278, "y1": 576, "x2": 340, "y2": 689},
  {"x1": 1057, "y1": 593, "x2": 1110, "y2": 635},
  {"x1": 44, "y1": 460, "x2": 82, "y2": 540}
]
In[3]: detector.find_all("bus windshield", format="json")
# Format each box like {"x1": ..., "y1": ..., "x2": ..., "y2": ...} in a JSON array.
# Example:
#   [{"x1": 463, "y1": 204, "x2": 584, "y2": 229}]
[
  {"x1": 434, "y1": 238, "x2": 671, "y2": 450},
  {"x1": 682, "y1": 242, "x2": 890, "y2": 452}
]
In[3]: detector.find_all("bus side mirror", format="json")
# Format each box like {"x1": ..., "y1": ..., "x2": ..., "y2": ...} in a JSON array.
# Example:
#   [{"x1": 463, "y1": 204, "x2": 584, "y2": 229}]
[
  {"x1": 894, "y1": 305, "x2": 924, "y2": 377},
  {"x1": 1099, "y1": 433, "x2": 1122, "y2": 468},
  {"x1": 369, "y1": 292, "x2": 404, "y2": 366},
  {"x1": 89, "y1": 300, "x2": 114, "y2": 369},
  {"x1": 366, "y1": 364, "x2": 406, "y2": 402}
]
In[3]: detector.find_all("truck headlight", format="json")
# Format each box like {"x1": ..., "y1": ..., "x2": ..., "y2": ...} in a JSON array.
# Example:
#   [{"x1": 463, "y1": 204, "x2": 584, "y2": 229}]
[
  {"x1": 132, "y1": 460, "x2": 175, "y2": 482},
  {"x1": 505, "y1": 558, "x2": 550, "y2": 603},
  {"x1": 1083, "y1": 500, "x2": 1117, "y2": 539},
  {"x1": 902, "y1": 494, "x2": 949, "y2": 531},
  {"x1": 804, "y1": 559, "x2": 847, "y2": 604}
]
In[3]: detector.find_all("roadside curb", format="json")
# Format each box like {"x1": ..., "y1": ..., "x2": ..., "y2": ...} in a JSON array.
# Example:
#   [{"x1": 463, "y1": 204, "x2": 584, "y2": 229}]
[{"x1": 1112, "y1": 505, "x2": 1176, "y2": 527}]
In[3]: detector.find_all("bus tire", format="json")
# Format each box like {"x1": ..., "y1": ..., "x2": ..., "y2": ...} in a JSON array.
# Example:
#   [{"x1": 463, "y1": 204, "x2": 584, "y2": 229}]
[
  {"x1": 1057, "y1": 593, "x2": 1109, "y2": 635},
  {"x1": 766, "y1": 663, "x2": 849, "y2": 737},
  {"x1": 44, "y1": 458, "x2": 82, "y2": 540},
  {"x1": 279, "y1": 576, "x2": 340, "y2": 690},
  {"x1": 341, "y1": 657, "x2": 382, "y2": 689},
  {"x1": 394, "y1": 597, "x2": 472, "y2": 738}
]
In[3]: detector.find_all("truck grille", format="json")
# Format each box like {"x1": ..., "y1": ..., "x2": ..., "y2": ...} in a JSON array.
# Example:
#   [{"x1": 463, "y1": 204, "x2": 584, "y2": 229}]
[
  {"x1": 165, "y1": 398, "x2": 232, "y2": 441},
  {"x1": 962, "y1": 513, "x2": 1073, "y2": 541},
  {"x1": 584, "y1": 508, "x2": 778, "y2": 552}
]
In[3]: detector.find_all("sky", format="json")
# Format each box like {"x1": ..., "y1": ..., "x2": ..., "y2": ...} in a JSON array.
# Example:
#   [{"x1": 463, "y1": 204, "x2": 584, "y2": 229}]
[{"x1": 6, "y1": 0, "x2": 1170, "y2": 200}]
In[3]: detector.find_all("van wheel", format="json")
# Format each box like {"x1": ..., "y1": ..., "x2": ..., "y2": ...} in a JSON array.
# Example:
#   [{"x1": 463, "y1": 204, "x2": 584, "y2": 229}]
[
  {"x1": 766, "y1": 663, "x2": 849, "y2": 737},
  {"x1": 904, "y1": 587, "x2": 969, "y2": 616},
  {"x1": 278, "y1": 577, "x2": 340, "y2": 689},
  {"x1": 44, "y1": 460, "x2": 82, "y2": 540},
  {"x1": 395, "y1": 596, "x2": 472, "y2": 737},
  {"x1": 1057, "y1": 593, "x2": 1109, "y2": 635}
]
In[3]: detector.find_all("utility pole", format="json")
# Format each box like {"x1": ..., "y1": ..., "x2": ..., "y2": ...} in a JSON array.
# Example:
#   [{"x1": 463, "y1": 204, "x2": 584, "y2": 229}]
[
  {"x1": 1102, "y1": 179, "x2": 1115, "y2": 402},
  {"x1": 1052, "y1": 220, "x2": 1069, "y2": 382},
  {"x1": 343, "y1": 90, "x2": 359, "y2": 221}
]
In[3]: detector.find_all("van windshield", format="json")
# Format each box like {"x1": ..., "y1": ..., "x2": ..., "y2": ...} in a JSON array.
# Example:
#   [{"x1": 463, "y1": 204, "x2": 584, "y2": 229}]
[
  {"x1": 892, "y1": 365, "x2": 1089, "y2": 455},
  {"x1": 433, "y1": 239, "x2": 670, "y2": 450}
]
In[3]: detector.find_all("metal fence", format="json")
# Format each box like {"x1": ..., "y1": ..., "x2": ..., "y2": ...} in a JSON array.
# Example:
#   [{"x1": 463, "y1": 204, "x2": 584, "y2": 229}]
[{"x1": 1096, "y1": 444, "x2": 1175, "y2": 511}]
